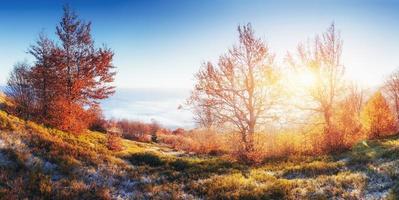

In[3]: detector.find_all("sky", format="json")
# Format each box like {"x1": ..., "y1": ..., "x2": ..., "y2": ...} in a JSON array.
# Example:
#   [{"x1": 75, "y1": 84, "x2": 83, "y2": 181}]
[{"x1": 0, "y1": 0, "x2": 398, "y2": 127}]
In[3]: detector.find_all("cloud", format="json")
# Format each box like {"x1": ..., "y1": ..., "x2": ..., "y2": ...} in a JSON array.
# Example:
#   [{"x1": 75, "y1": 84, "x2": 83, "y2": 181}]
[
  {"x1": 100, "y1": 88, "x2": 194, "y2": 128},
  {"x1": 0, "y1": 86, "x2": 194, "y2": 128}
]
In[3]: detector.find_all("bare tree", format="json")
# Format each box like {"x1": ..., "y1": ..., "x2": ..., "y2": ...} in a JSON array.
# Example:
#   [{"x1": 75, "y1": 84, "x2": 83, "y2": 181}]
[
  {"x1": 345, "y1": 83, "x2": 364, "y2": 115},
  {"x1": 5, "y1": 62, "x2": 35, "y2": 119},
  {"x1": 189, "y1": 24, "x2": 280, "y2": 153},
  {"x1": 287, "y1": 23, "x2": 345, "y2": 151},
  {"x1": 192, "y1": 101, "x2": 215, "y2": 129},
  {"x1": 384, "y1": 69, "x2": 399, "y2": 123}
]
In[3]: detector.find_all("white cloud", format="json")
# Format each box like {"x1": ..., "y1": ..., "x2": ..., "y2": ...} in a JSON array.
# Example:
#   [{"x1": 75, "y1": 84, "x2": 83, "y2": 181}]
[{"x1": 101, "y1": 88, "x2": 194, "y2": 128}]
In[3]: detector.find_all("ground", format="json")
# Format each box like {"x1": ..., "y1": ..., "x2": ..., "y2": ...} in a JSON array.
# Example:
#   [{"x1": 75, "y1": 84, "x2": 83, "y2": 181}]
[{"x1": 0, "y1": 109, "x2": 399, "y2": 199}]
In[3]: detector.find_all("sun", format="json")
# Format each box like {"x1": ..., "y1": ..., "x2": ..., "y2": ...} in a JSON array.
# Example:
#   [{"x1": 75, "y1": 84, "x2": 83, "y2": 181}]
[
  {"x1": 297, "y1": 69, "x2": 316, "y2": 88},
  {"x1": 283, "y1": 68, "x2": 317, "y2": 98}
]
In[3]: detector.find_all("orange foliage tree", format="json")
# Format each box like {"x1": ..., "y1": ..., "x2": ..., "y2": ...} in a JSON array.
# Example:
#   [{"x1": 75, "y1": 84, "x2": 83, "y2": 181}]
[
  {"x1": 6, "y1": 6, "x2": 115, "y2": 134},
  {"x1": 334, "y1": 84, "x2": 364, "y2": 147},
  {"x1": 361, "y1": 91, "x2": 396, "y2": 138}
]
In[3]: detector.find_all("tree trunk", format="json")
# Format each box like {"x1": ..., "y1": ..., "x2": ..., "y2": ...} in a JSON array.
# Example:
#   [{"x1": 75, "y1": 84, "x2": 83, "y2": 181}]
[
  {"x1": 323, "y1": 106, "x2": 333, "y2": 151},
  {"x1": 246, "y1": 125, "x2": 255, "y2": 152}
]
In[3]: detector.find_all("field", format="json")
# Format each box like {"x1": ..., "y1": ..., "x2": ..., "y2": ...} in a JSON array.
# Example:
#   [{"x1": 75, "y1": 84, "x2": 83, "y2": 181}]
[{"x1": 0, "y1": 109, "x2": 398, "y2": 200}]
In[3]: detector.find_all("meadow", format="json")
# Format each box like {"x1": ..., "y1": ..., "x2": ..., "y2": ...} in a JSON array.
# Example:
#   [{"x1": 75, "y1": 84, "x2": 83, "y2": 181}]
[{"x1": 1, "y1": 106, "x2": 399, "y2": 199}]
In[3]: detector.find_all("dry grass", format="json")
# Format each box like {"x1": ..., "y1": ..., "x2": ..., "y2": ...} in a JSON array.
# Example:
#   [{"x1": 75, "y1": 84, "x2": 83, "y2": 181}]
[
  {"x1": 159, "y1": 129, "x2": 230, "y2": 155},
  {"x1": 158, "y1": 128, "x2": 330, "y2": 164},
  {"x1": 2, "y1": 107, "x2": 399, "y2": 199},
  {"x1": 157, "y1": 123, "x2": 391, "y2": 165}
]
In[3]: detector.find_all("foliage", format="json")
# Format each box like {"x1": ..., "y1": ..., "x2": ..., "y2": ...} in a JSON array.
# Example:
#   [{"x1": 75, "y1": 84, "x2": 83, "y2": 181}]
[
  {"x1": 126, "y1": 152, "x2": 166, "y2": 167},
  {"x1": 0, "y1": 110, "x2": 136, "y2": 199},
  {"x1": 159, "y1": 129, "x2": 229, "y2": 155},
  {"x1": 110, "y1": 119, "x2": 163, "y2": 142},
  {"x1": 106, "y1": 132, "x2": 124, "y2": 151},
  {"x1": 334, "y1": 85, "x2": 365, "y2": 148},
  {"x1": 361, "y1": 91, "x2": 396, "y2": 138},
  {"x1": 5, "y1": 6, "x2": 115, "y2": 134}
]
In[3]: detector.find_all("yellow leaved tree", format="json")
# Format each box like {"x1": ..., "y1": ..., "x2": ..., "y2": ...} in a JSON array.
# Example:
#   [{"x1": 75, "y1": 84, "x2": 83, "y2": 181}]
[{"x1": 361, "y1": 91, "x2": 396, "y2": 139}]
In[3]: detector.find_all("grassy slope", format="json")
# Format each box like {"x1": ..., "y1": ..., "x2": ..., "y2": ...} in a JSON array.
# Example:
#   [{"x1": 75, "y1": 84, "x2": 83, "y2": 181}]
[{"x1": 0, "y1": 107, "x2": 399, "y2": 199}]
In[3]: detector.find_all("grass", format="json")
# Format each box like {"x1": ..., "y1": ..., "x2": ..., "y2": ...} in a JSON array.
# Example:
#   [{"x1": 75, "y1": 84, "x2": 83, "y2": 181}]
[
  {"x1": 345, "y1": 136, "x2": 399, "y2": 165},
  {"x1": 1, "y1": 108, "x2": 399, "y2": 199}
]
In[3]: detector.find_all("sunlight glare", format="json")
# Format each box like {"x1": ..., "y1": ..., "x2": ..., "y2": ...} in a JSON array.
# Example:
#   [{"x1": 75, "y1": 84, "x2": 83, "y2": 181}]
[{"x1": 297, "y1": 69, "x2": 316, "y2": 88}]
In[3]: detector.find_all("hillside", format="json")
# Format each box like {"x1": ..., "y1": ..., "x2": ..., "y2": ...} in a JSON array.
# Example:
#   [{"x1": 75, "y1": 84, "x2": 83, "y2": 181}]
[{"x1": 0, "y1": 108, "x2": 399, "y2": 199}]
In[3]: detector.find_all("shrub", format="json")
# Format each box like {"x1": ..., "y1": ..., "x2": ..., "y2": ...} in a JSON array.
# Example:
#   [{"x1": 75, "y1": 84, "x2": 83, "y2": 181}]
[
  {"x1": 28, "y1": 173, "x2": 52, "y2": 198},
  {"x1": 170, "y1": 159, "x2": 192, "y2": 171},
  {"x1": 126, "y1": 152, "x2": 165, "y2": 167},
  {"x1": 151, "y1": 133, "x2": 158, "y2": 143},
  {"x1": 159, "y1": 129, "x2": 228, "y2": 155},
  {"x1": 172, "y1": 128, "x2": 185, "y2": 135},
  {"x1": 106, "y1": 132, "x2": 124, "y2": 151}
]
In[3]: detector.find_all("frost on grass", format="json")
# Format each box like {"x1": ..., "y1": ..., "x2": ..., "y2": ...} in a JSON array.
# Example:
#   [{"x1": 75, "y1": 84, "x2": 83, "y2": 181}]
[{"x1": 3, "y1": 112, "x2": 399, "y2": 199}]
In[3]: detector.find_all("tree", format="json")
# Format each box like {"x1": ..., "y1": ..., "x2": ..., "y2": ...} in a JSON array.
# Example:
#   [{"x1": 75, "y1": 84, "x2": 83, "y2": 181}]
[
  {"x1": 50, "y1": 6, "x2": 115, "y2": 133},
  {"x1": 7, "y1": 6, "x2": 116, "y2": 133},
  {"x1": 287, "y1": 23, "x2": 345, "y2": 152},
  {"x1": 29, "y1": 34, "x2": 60, "y2": 124},
  {"x1": 189, "y1": 24, "x2": 279, "y2": 154},
  {"x1": 150, "y1": 119, "x2": 160, "y2": 143},
  {"x1": 361, "y1": 91, "x2": 396, "y2": 139},
  {"x1": 335, "y1": 84, "x2": 364, "y2": 147},
  {"x1": 384, "y1": 69, "x2": 399, "y2": 123},
  {"x1": 5, "y1": 62, "x2": 35, "y2": 119}
]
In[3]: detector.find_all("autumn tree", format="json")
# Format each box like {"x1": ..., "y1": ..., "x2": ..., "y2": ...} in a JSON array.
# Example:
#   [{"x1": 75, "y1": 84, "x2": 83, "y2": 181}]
[
  {"x1": 29, "y1": 34, "x2": 60, "y2": 124},
  {"x1": 5, "y1": 6, "x2": 115, "y2": 134},
  {"x1": 335, "y1": 84, "x2": 364, "y2": 147},
  {"x1": 50, "y1": 6, "x2": 115, "y2": 133},
  {"x1": 116, "y1": 119, "x2": 150, "y2": 140},
  {"x1": 361, "y1": 91, "x2": 396, "y2": 139},
  {"x1": 189, "y1": 24, "x2": 279, "y2": 154},
  {"x1": 287, "y1": 23, "x2": 345, "y2": 152},
  {"x1": 5, "y1": 62, "x2": 35, "y2": 119},
  {"x1": 384, "y1": 69, "x2": 399, "y2": 123}
]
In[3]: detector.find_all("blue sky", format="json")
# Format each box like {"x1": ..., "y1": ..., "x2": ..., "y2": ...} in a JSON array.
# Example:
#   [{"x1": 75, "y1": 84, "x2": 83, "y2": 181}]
[{"x1": 0, "y1": 0, "x2": 398, "y2": 127}]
